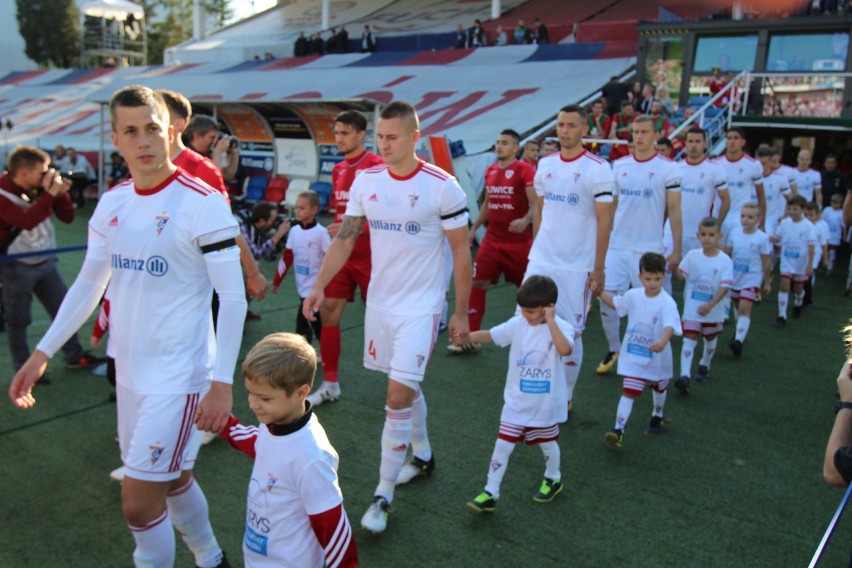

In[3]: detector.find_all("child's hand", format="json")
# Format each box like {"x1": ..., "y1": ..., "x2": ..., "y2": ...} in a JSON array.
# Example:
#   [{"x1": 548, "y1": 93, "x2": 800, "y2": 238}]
[
  {"x1": 806, "y1": 265, "x2": 814, "y2": 277},
  {"x1": 649, "y1": 340, "x2": 666, "y2": 353},
  {"x1": 271, "y1": 284, "x2": 279, "y2": 294},
  {"x1": 697, "y1": 304, "x2": 710, "y2": 316},
  {"x1": 90, "y1": 335, "x2": 100, "y2": 347},
  {"x1": 543, "y1": 304, "x2": 556, "y2": 322},
  {"x1": 762, "y1": 281, "x2": 772, "y2": 296}
]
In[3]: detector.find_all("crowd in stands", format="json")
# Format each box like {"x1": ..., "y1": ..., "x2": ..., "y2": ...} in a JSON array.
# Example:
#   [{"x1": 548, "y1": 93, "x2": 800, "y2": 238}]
[{"x1": 292, "y1": 25, "x2": 375, "y2": 57}]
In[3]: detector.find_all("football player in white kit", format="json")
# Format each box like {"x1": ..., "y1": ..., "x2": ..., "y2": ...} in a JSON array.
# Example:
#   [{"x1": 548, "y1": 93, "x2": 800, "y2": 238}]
[
  {"x1": 303, "y1": 101, "x2": 471, "y2": 534},
  {"x1": 9, "y1": 86, "x2": 245, "y2": 567}
]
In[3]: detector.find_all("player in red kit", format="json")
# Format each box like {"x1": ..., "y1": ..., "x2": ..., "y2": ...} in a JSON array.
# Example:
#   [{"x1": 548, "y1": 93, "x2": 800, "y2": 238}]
[
  {"x1": 450, "y1": 129, "x2": 535, "y2": 353},
  {"x1": 308, "y1": 110, "x2": 382, "y2": 407}
]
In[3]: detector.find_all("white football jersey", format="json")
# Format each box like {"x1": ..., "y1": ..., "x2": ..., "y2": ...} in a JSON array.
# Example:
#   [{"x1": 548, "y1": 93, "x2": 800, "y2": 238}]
[
  {"x1": 611, "y1": 154, "x2": 681, "y2": 254},
  {"x1": 724, "y1": 227, "x2": 772, "y2": 290},
  {"x1": 529, "y1": 151, "x2": 615, "y2": 271},
  {"x1": 811, "y1": 218, "x2": 830, "y2": 266},
  {"x1": 677, "y1": 157, "x2": 728, "y2": 239},
  {"x1": 285, "y1": 223, "x2": 331, "y2": 298},
  {"x1": 822, "y1": 207, "x2": 845, "y2": 245},
  {"x1": 345, "y1": 161, "x2": 468, "y2": 316},
  {"x1": 774, "y1": 217, "x2": 816, "y2": 275},
  {"x1": 762, "y1": 170, "x2": 792, "y2": 233},
  {"x1": 490, "y1": 314, "x2": 575, "y2": 427},
  {"x1": 679, "y1": 249, "x2": 733, "y2": 323},
  {"x1": 613, "y1": 288, "x2": 681, "y2": 381},
  {"x1": 715, "y1": 154, "x2": 763, "y2": 230},
  {"x1": 86, "y1": 171, "x2": 239, "y2": 394},
  {"x1": 792, "y1": 168, "x2": 821, "y2": 202}
]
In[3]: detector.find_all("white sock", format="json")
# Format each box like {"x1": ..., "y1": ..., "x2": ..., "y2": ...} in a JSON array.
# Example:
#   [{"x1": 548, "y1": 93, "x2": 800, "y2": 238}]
[
  {"x1": 376, "y1": 406, "x2": 412, "y2": 502},
  {"x1": 700, "y1": 337, "x2": 718, "y2": 368},
  {"x1": 778, "y1": 291, "x2": 789, "y2": 318},
  {"x1": 652, "y1": 389, "x2": 667, "y2": 418},
  {"x1": 600, "y1": 299, "x2": 622, "y2": 353},
  {"x1": 615, "y1": 396, "x2": 634, "y2": 431},
  {"x1": 484, "y1": 438, "x2": 515, "y2": 499},
  {"x1": 410, "y1": 391, "x2": 432, "y2": 462},
  {"x1": 130, "y1": 510, "x2": 175, "y2": 568},
  {"x1": 735, "y1": 315, "x2": 750, "y2": 341},
  {"x1": 680, "y1": 338, "x2": 697, "y2": 377},
  {"x1": 167, "y1": 478, "x2": 223, "y2": 568},
  {"x1": 539, "y1": 441, "x2": 561, "y2": 481},
  {"x1": 563, "y1": 335, "x2": 583, "y2": 402},
  {"x1": 794, "y1": 291, "x2": 804, "y2": 307}
]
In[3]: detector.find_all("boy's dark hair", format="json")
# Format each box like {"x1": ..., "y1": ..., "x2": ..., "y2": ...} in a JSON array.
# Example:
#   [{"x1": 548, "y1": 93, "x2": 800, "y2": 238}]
[
  {"x1": 788, "y1": 195, "x2": 807, "y2": 208},
  {"x1": 243, "y1": 332, "x2": 316, "y2": 394},
  {"x1": 727, "y1": 126, "x2": 746, "y2": 139},
  {"x1": 755, "y1": 146, "x2": 772, "y2": 159},
  {"x1": 639, "y1": 252, "x2": 667, "y2": 274},
  {"x1": 156, "y1": 89, "x2": 192, "y2": 121},
  {"x1": 804, "y1": 201, "x2": 820, "y2": 213},
  {"x1": 251, "y1": 201, "x2": 277, "y2": 224},
  {"x1": 298, "y1": 189, "x2": 321, "y2": 209},
  {"x1": 7, "y1": 145, "x2": 49, "y2": 176},
  {"x1": 335, "y1": 110, "x2": 367, "y2": 132},
  {"x1": 500, "y1": 129, "x2": 521, "y2": 144},
  {"x1": 516, "y1": 275, "x2": 558, "y2": 308},
  {"x1": 699, "y1": 216, "x2": 721, "y2": 230},
  {"x1": 687, "y1": 126, "x2": 706, "y2": 141},
  {"x1": 558, "y1": 104, "x2": 588, "y2": 123},
  {"x1": 109, "y1": 85, "x2": 168, "y2": 131},
  {"x1": 656, "y1": 137, "x2": 672, "y2": 148}
]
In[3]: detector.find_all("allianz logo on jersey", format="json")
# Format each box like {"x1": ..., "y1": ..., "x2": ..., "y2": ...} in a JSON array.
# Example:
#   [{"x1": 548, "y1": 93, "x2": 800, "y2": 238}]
[
  {"x1": 111, "y1": 254, "x2": 169, "y2": 277},
  {"x1": 369, "y1": 219, "x2": 421, "y2": 235},
  {"x1": 544, "y1": 192, "x2": 580, "y2": 205},
  {"x1": 620, "y1": 188, "x2": 654, "y2": 199}
]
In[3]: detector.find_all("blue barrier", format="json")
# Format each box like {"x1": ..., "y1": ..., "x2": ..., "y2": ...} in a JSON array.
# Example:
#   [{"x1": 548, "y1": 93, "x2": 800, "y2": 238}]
[{"x1": 0, "y1": 245, "x2": 87, "y2": 263}]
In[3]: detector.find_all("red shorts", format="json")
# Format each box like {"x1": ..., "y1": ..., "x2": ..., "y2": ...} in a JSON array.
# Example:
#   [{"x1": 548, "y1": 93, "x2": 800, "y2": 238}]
[
  {"x1": 781, "y1": 273, "x2": 809, "y2": 284},
  {"x1": 472, "y1": 239, "x2": 530, "y2": 286},
  {"x1": 731, "y1": 287, "x2": 759, "y2": 303},
  {"x1": 497, "y1": 422, "x2": 559, "y2": 445},
  {"x1": 682, "y1": 320, "x2": 724, "y2": 338},
  {"x1": 325, "y1": 255, "x2": 371, "y2": 301}
]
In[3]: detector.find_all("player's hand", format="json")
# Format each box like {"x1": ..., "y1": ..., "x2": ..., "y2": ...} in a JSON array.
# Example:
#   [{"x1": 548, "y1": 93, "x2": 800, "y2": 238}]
[
  {"x1": 273, "y1": 221, "x2": 291, "y2": 242},
  {"x1": 468, "y1": 227, "x2": 477, "y2": 246},
  {"x1": 90, "y1": 334, "x2": 101, "y2": 347},
  {"x1": 649, "y1": 340, "x2": 666, "y2": 353},
  {"x1": 246, "y1": 269, "x2": 269, "y2": 301},
  {"x1": 665, "y1": 252, "x2": 680, "y2": 274},
  {"x1": 589, "y1": 268, "x2": 605, "y2": 295},
  {"x1": 762, "y1": 282, "x2": 772, "y2": 296},
  {"x1": 449, "y1": 311, "x2": 470, "y2": 346},
  {"x1": 303, "y1": 290, "x2": 324, "y2": 321},
  {"x1": 213, "y1": 135, "x2": 230, "y2": 155},
  {"x1": 327, "y1": 222, "x2": 342, "y2": 238},
  {"x1": 41, "y1": 168, "x2": 70, "y2": 197},
  {"x1": 806, "y1": 265, "x2": 814, "y2": 277},
  {"x1": 195, "y1": 381, "x2": 232, "y2": 434},
  {"x1": 8, "y1": 350, "x2": 49, "y2": 409},
  {"x1": 837, "y1": 361, "x2": 852, "y2": 402},
  {"x1": 543, "y1": 304, "x2": 556, "y2": 322},
  {"x1": 697, "y1": 304, "x2": 710, "y2": 316},
  {"x1": 508, "y1": 218, "x2": 530, "y2": 234}
]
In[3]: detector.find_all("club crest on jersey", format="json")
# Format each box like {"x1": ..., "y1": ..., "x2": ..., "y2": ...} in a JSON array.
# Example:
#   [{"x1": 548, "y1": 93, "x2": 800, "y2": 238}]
[
  {"x1": 416, "y1": 353, "x2": 425, "y2": 368},
  {"x1": 574, "y1": 172, "x2": 581, "y2": 182},
  {"x1": 505, "y1": 170, "x2": 514, "y2": 179},
  {"x1": 408, "y1": 191, "x2": 419, "y2": 208},
  {"x1": 156, "y1": 215, "x2": 170, "y2": 236},
  {"x1": 648, "y1": 172, "x2": 655, "y2": 180},
  {"x1": 149, "y1": 444, "x2": 164, "y2": 465},
  {"x1": 267, "y1": 473, "x2": 278, "y2": 490},
  {"x1": 109, "y1": 216, "x2": 119, "y2": 227}
]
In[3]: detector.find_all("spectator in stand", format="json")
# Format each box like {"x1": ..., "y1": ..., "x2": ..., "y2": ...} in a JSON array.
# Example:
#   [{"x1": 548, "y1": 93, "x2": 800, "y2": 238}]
[
  {"x1": 650, "y1": 101, "x2": 674, "y2": 137},
  {"x1": 52, "y1": 145, "x2": 66, "y2": 168},
  {"x1": 533, "y1": 17, "x2": 549, "y2": 44},
  {"x1": 638, "y1": 84, "x2": 656, "y2": 114},
  {"x1": 822, "y1": 154, "x2": 848, "y2": 205},
  {"x1": 601, "y1": 76, "x2": 630, "y2": 117},
  {"x1": 57, "y1": 147, "x2": 96, "y2": 209},
  {"x1": 309, "y1": 32, "x2": 324, "y2": 55},
  {"x1": 521, "y1": 140, "x2": 539, "y2": 169},
  {"x1": 671, "y1": 107, "x2": 695, "y2": 155},
  {"x1": 494, "y1": 25, "x2": 508, "y2": 46},
  {"x1": 336, "y1": 26, "x2": 349, "y2": 53},
  {"x1": 361, "y1": 25, "x2": 375, "y2": 52},
  {"x1": 708, "y1": 67, "x2": 725, "y2": 100},
  {"x1": 628, "y1": 81, "x2": 642, "y2": 108},
  {"x1": 325, "y1": 28, "x2": 338, "y2": 53},
  {"x1": 264, "y1": 52, "x2": 275, "y2": 60},
  {"x1": 294, "y1": 31, "x2": 309, "y2": 57},
  {"x1": 588, "y1": 100, "x2": 609, "y2": 139},
  {"x1": 608, "y1": 100, "x2": 637, "y2": 142},
  {"x1": 513, "y1": 19, "x2": 532, "y2": 44},
  {"x1": 453, "y1": 24, "x2": 467, "y2": 49},
  {"x1": 658, "y1": 86, "x2": 675, "y2": 118},
  {"x1": 104, "y1": 151, "x2": 128, "y2": 190},
  {"x1": 468, "y1": 20, "x2": 485, "y2": 48}
]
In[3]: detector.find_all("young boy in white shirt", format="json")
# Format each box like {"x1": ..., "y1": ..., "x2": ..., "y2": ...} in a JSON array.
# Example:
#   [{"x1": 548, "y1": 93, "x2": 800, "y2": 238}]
[
  {"x1": 220, "y1": 333, "x2": 358, "y2": 567},
  {"x1": 273, "y1": 191, "x2": 331, "y2": 350},
  {"x1": 675, "y1": 217, "x2": 733, "y2": 393},
  {"x1": 597, "y1": 253, "x2": 682, "y2": 448},
  {"x1": 822, "y1": 193, "x2": 846, "y2": 275},
  {"x1": 720, "y1": 203, "x2": 772, "y2": 358},
  {"x1": 804, "y1": 201, "x2": 830, "y2": 306},
  {"x1": 772, "y1": 195, "x2": 815, "y2": 327},
  {"x1": 464, "y1": 275, "x2": 574, "y2": 512}
]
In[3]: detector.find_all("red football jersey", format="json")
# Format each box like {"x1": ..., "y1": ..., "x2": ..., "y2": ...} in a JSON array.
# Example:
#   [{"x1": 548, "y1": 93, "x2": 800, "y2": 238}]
[
  {"x1": 331, "y1": 150, "x2": 383, "y2": 261},
  {"x1": 173, "y1": 148, "x2": 230, "y2": 203},
  {"x1": 482, "y1": 159, "x2": 535, "y2": 244}
]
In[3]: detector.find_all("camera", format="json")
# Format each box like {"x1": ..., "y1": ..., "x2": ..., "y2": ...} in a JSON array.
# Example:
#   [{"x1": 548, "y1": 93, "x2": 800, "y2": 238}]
[
  {"x1": 59, "y1": 170, "x2": 89, "y2": 183},
  {"x1": 218, "y1": 131, "x2": 239, "y2": 150},
  {"x1": 272, "y1": 213, "x2": 296, "y2": 229}
]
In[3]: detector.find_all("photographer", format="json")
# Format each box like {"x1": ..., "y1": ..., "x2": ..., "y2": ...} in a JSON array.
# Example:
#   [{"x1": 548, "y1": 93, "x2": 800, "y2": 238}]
[
  {"x1": 185, "y1": 115, "x2": 240, "y2": 181},
  {"x1": 823, "y1": 320, "x2": 852, "y2": 487},
  {"x1": 240, "y1": 202, "x2": 291, "y2": 262},
  {"x1": 0, "y1": 146, "x2": 101, "y2": 379}
]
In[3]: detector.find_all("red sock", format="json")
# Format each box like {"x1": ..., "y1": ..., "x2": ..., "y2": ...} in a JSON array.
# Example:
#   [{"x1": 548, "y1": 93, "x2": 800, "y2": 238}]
[
  {"x1": 319, "y1": 326, "x2": 341, "y2": 382},
  {"x1": 469, "y1": 287, "x2": 487, "y2": 332}
]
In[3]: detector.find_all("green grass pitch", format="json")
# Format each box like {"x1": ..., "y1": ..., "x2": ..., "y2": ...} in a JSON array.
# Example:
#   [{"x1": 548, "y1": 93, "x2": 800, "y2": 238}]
[{"x1": 0, "y1": 208, "x2": 850, "y2": 567}]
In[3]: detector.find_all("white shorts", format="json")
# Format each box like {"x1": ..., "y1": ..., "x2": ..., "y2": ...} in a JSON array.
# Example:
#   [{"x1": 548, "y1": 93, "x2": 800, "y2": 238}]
[
  {"x1": 363, "y1": 308, "x2": 440, "y2": 383},
  {"x1": 604, "y1": 248, "x2": 644, "y2": 293},
  {"x1": 523, "y1": 262, "x2": 590, "y2": 331},
  {"x1": 117, "y1": 383, "x2": 205, "y2": 482}
]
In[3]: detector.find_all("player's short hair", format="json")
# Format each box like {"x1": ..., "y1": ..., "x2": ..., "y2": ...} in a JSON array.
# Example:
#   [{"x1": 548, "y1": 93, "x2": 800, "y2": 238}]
[
  {"x1": 770, "y1": 146, "x2": 783, "y2": 157},
  {"x1": 243, "y1": 332, "x2": 316, "y2": 394},
  {"x1": 298, "y1": 190, "x2": 321, "y2": 209},
  {"x1": 699, "y1": 216, "x2": 721, "y2": 230},
  {"x1": 7, "y1": 145, "x2": 49, "y2": 176},
  {"x1": 251, "y1": 201, "x2": 278, "y2": 224},
  {"x1": 831, "y1": 193, "x2": 844, "y2": 203},
  {"x1": 559, "y1": 104, "x2": 588, "y2": 123},
  {"x1": 516, "y1": 275, "x2": 558, "y2": 308},
  {"x1": 109, "y1": 85, "x2": 168, "y2": 132},
  {"x1": 755, "y1": 146, "x2": 772, "y2": 159},
  {"x1": 639, "y1": 252, "x2": 667, "y2": 274},
  {"x1": 380, "y1": 101, "x2": 419, "y2": 131},
  {"x1": 541, "y1": 139, "x2": 560, "y2": 151},
  {"x1": 686, "y1": 126, "x2": 706, "y2": 141},
  {"x1": 804, "y1": 201, "x2": 820, "y2": 213},
  {"x1": 727, "y1": 126, "x2": 746, "y2": 139},
  {"x1": 741, "y1": 201, "x2": 760, "y2": 212},
  {"x1": 787, "y1": 195, "x2": 807, "y2": 208},
  {"x1": 525, "y1": 139, "x2": 539, "y2": 149},
  {"x1": 500, "y1": 129, "x2": 521, "y2": 144},
  {"x1": 186, "y1": 115, "x2": 219, "y2": 139},
  {"x1": 156, "y1": 89, "x2": 192, "y2": 122},
  {"x1": 633, "y1": 115, "x2": 656, "y2": 129},
  {"x1": 656, "y1": 137, "x2": 672, "y2": 148},
  {"x1": 335, "y1": 110, "x2": 367, "y2": 132}
]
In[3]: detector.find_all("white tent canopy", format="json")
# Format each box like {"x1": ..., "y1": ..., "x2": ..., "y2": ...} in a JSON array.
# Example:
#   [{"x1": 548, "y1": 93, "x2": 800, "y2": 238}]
[{"x1": 81, "y1": 0, "x2": 144, "y2": 20}]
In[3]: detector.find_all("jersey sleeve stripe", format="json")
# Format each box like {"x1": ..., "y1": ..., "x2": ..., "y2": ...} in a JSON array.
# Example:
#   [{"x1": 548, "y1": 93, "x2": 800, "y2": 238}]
[
  {"x1": 421, "y1": 163, "x2": 450, "y2": 179},
  {"x1": 440, "y1": 207, "x2": 469, "y2": 220}
]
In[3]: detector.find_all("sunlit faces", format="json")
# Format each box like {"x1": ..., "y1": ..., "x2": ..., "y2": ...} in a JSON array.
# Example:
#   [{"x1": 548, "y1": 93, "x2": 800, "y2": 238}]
[
  {"x1": 555, "y1": 111, "x2": 587, "y2": 151},
  {"x1": 376, "y1": 116, "x2": 418, "y2": 166},
  {"x1": 696, "y1": 224, "x2": 721, "y2": 251},
  {"x1": 293, "y1": 196, "x2": 319, "y2": 223},
  {"x1": 804, "y1": 208, "x2": 820, "y2": 224},
  {"x1": 638, "y1": 270, "x2": 665, "y2": 296},
  {"x1": 797, "y1": 150, "x2": 812, "y2": 170},
  {"x1": 786, "y1": 203, "x2": 804, "y2": 221},
  {"x1": 631, "y1": 120, "x2": 655, "y2": 154},
  {"x1": 110, "y1": 104, "x2": 172, "y2": 179},
  {"x1": 684, "y1": 132, "x2": 706, "y2": 161},
  {"x1": 740, "y1": 206, "x2": 760, "y2": 231},
  {"x1": 193, "y1": 128, "x2": 218, "y2": 155},
  {"x1": 520, "y1": 306, "x2": 547, "y2": 326},
  {"x1": 494, "y1": 134, "x2": 519, "y2": 163},
  {"x1": 245, "y1": 378, "x2": 310, "y2": 425},
  {"x1": 757, "y1": 154, "x2": 771, "y2": 176},
  {"x1": 725, "y1": 131, "x2": 745, "y2": 154},
  {"x1": 334, "y1": 121, "x2": 365, "y2": 157},
  {"x1": 523, "y1": 141, "x2": 539, "y2": 162}
]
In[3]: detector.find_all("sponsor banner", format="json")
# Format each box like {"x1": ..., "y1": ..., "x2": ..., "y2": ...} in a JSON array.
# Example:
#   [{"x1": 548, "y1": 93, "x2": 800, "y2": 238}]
[{"x1": 275, "y1": 138, "x2": 318, "y2": 177}]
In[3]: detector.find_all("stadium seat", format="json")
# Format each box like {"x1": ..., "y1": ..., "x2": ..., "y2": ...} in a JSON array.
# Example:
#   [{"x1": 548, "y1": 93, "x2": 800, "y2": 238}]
[
  {"x1": 688, "y1": 96, "x2": 711, "y2": 107},
  {"x1": 243, "y1": 175, "x2": 269, "y2": 202},
  {"x1": 265, "y1": 176, "x2": 289, "y2": 204},
  {"x1": 309, "y1": 181, "x2": 332, "y2": 210}
]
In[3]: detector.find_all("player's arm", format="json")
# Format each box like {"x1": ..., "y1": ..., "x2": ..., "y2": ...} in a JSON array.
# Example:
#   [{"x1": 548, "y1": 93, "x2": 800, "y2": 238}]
[
  {"x1": 309, "y1": 504, "x2": 358, "y2": 567},
  {"x1": 761, "y1": 253, "x2": 772, "y2": 295},
  {"x1": 650, "y1": 326, "x2": 674, "y2": 352},
  {"x1": 303, "y1": 215, "x2": 363, "y2": 320},
  {"x1": 666, "y1": 189, "x2": 683, "y2": 271},
  {"x1": 469, "y1": 330, "x2": 493, "y2": 344},
  {"x1": 532, "y1": 194, "x2": 544, "y2": 240},
  {"x1": 272, "y1": 249, "x2": 293, "y2": 292},
  {"x1": 597, "y1": 289, "x2": 615, "y2": 308},
  {"x1": 844, "y1": 188, "x2": 852, "y2": 226},
  {"x1": 591, "y1": 198, "x2": 614, "y2": 294},
  {"x1": 218, "y1": 415, "x2": 258, "y2": 459},
  {"x1": 789, "y1": 178, "x2": 798, "y2": 197},
  {"x1": 716, "y1": 187, "x2": 731, "y2": 226},
  {"x1": 755, "y1": 181, "x2": 767, "y2": 230},
  {"x1": 806, "y1": 242, "x2": 815, "y2": 276},
  {"x1": 815, "y1": 185, "x2": 823, "y2": 210},
  {"x1": 236, "y1": 235, "x2": 269, "y2": 300},
  {"x1": 198, "y1": 237, "x2": 247, "y2": 433},
  {"x1": 446, "y1": 224, "x2": 472, "y2": 346},
  {"x1": 508, "y1": 184, "x2": 536, "y2": 234},
  {"x1": 470, "y1": 199, "x2": 488, "y2": 245},
  {"x1": 824, "y1": 361, "x2": 852, "y2": 487},
  {"x1": 699, "y1": 285, "x2": 730, "y2": 315},
  {"x1": 544, "y1": 306, "x2": 573, "y2": 356}
]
